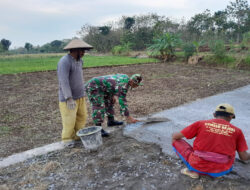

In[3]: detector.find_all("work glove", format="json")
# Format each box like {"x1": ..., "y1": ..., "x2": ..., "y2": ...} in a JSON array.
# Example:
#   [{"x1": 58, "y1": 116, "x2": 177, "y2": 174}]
[{"x1": 66, "y1": 98, "x2": 76, "y2": 110}]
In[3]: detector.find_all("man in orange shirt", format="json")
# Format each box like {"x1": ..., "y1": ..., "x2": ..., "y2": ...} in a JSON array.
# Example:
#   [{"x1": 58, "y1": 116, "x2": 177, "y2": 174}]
[{"x1": 172, "y1": 103, "x2": 250, "y2": 178}]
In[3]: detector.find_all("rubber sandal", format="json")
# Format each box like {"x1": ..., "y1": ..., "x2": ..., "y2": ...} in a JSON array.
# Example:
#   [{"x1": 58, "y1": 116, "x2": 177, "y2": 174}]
[
  {"x1": 181, "y1": 168, "x2": 199, "y2": 179},
  {"x1": 62, "y1": 140, "x2": 76, "y2": 148}
]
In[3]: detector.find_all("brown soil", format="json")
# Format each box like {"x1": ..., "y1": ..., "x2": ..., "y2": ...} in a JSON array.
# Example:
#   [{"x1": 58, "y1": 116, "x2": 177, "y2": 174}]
[{"x1": 1, "y1": 62, "x2": 250, "y2": 189}]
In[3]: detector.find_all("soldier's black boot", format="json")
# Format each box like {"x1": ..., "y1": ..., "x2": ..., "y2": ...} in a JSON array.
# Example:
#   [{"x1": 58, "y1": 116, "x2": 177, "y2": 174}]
[
  {"x1": 96, "y1": 123, "x2": 110, "y2": 137},
  {"x1": 107, "y1": 116, "x2": 124, "y2": 127},
  {"x1": 101, "y1": 129, "x2": 110, "y2": 137}
]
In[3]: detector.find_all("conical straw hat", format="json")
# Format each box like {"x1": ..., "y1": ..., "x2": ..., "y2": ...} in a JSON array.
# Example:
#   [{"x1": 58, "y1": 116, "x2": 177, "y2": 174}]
[{"x1": 63, "y1": 39, "x2": 93, "y2": 50}]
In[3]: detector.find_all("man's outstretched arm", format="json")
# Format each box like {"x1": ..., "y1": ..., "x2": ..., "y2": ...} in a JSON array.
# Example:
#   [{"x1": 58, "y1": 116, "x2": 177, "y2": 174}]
[
  {"x1": 238, "y1": 151, "x2": 250, "y2": 161},
  {"x1": 172, "y1": 132, "x2": 184, "y2": 143}
]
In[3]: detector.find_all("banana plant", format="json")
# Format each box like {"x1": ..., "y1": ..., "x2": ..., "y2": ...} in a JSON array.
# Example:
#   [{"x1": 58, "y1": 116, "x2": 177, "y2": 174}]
[{"x1": 148, "y1": 32, "x2": 182, "y2": 62}]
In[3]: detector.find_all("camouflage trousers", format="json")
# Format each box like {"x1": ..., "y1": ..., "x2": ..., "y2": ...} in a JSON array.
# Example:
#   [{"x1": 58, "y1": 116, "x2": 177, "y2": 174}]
[{"x1": 86, "y1": 89, "x2": 115, "y2": 125}]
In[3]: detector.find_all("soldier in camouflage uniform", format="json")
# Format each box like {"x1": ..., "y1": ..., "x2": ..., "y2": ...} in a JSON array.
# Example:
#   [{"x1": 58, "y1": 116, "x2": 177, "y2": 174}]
[{"x1": 85, "y1": 74, "x2": 143, "y2": 137}]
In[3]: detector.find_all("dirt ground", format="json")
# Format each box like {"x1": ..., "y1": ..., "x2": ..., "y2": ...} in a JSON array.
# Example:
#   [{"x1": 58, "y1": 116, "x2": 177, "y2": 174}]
[{"x1": 1, "y1": 62, "x2": 250, "y2": 189}]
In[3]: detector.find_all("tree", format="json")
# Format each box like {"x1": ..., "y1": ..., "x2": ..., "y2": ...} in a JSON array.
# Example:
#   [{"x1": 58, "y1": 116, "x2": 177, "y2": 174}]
[
  {"x1": 120, "y1": 17, "x2": 136, "y2": 49},
  {"x1": 121, "y1": 14, "x2": 179, "y2": 50},
  {"x1": 50, "y1": 40, "x2": 63, "y2": 48},
  {"x1": 79, "y1": 24, "x2": 121, "y2": 52},
  {"x1": 187, "y1": 10, "x2": 214, "y2": 41},
  {"x1": 98, "y1": 26, "x2": 111, "y2": 35},
  {"x1": 133, "y1": 27, "x2": 154, "y2": 50},
  {"x1": 124, "y1": 17, "x2": 135, "y2": 30},
  {"x1": 79, "y1": 13, "x2": 182, "y2": 52},
  {"x1": 213, "y1": 11, "x2": 228, "y2": 34},
  {"x1": 24, "y1": 42, "x2": 33, "y2": 52},
  {"x1": 1, "y1": 38, "x2": 11, "y2": 51},
  {"x1": 153, "y1": 19, "x2": 179, "y2": 38},
  {"x1": 39, "y1": 43, "x2": 51, "y2": 53},
  {"x1": 226, "y1": 0, "x2": 250, "y2": 42},
  {"x1": 0, "y1": 43, "x2": 4, "y2": 53},
  {"x1": 209, "y1": 40, "x2": 226, "y2": 60},
  {"x1": 50, "y1": 40, "x2": 65, "y2": 52}
]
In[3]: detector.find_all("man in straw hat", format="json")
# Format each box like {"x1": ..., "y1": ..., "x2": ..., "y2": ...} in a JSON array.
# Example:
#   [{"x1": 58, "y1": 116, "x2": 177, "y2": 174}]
[
  {"x1": 172, "y1": 103, "x2": 250, "y2": 179},
  {"x1": 57, "y1": 38, "x2": 93, "y2": 147},
  {"x1": 85, "y1": 74, "x2": 143, "y2": 137}
]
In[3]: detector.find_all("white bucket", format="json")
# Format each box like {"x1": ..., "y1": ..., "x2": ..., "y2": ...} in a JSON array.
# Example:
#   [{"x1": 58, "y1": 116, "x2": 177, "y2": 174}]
[{"x1": 77, "y1": 126, "x2": 103, "y2": 150}]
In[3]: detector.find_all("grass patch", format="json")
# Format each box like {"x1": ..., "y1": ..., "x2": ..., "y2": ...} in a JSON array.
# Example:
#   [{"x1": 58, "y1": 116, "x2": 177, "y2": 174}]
[
  {"x1": 175, "y1": 51, "x2": 185, "y2": 57},
  {"x1": 0, "y1": 126, "x2": 11, "y2": 135},
  {"x1": 204, "y1": 55, "x2": 236, "y2": 67},
  {"x1": 244, "y1": 55, "x2": 250, "y2": 65},
  {"x1": 0, "y1": 54, "x2": 159, "y2": 74},
  {"x1": 84, "y1": 55, "x2": 158, "y2": 67},
  {"x1": 1, "y1": 114, "x2": 18, "y2": 122}
]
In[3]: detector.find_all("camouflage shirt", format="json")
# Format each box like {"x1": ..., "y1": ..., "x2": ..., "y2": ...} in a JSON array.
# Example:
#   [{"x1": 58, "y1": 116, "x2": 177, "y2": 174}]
[{"x1": 85, "y1": 74, "x2": 130, "y2": 116}]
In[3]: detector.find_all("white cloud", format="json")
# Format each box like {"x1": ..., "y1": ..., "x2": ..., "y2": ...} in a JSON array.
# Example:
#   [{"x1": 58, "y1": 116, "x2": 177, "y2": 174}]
[{"x1": 121, "y1": 0, "x2": 190, "y2": 9}]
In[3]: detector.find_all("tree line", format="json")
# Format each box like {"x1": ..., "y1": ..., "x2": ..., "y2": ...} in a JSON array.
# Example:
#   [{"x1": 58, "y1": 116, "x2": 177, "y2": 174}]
[
  {"x1": 1, "y1": 0, "x2": 249, "y2": 54},
  {"x1": 0, "y1": 39, "x2": 69, "y2": 54},
  {"x1": 80, "y1": 0, "x2": 249, "y2": 53}
]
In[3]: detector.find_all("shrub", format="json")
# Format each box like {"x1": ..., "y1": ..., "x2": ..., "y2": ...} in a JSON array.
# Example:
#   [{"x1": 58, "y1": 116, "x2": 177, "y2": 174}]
[
  {"x1": 112, "y1": 45, "x2": 123, "y2": 55},
  {"x1": 244, "y1": 55, "x2": 250, "y2": 65},
  {"x1": 219, "y1": 56, "x2": 235, "y2": 65},
  {"x1": 209, "y1": 40, "x2": 226, "y2": 59},
  {"x1": 204, "y1": 54, "x2": 235, "y2": 66},
  {"x1": 228, "y1": 40, "x2": 236, "y2": 53},
  {"x1": 183, "y1": 43, "x2": 196, "y2": 61},
  {"x1": 192, "y1": 41, "x2": 204, "y2": 54},
  {"x1": 240, "y1": 32, "x2": 250, "y2": 50},
  {"x1": 111, "y1": 42, "x2": 132, "y2": 56}
]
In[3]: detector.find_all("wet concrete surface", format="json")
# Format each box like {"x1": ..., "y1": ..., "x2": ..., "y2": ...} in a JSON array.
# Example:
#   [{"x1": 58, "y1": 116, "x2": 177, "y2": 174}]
[{"x1": 124, "y1": 85, "x2": 250, "y2": 179}]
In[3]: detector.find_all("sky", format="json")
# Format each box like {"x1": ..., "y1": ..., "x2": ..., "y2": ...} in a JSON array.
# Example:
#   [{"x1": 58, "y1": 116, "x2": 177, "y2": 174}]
[{"x1": 0, "y1": 0, "x2": 234, "y2": 48}]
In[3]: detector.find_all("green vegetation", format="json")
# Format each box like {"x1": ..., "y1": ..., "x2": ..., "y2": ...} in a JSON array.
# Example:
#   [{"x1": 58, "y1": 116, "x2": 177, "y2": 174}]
[
  {"x1": 183, "y1": 43, "x2": 196, "y2": 60},
  {"x1": 1, "y1": 0, "x2": 248, "y2": 55},
  {"x1": 0, "y1": 54, "x2": 62, "y2": 74},
  {"x1": 204, "y1": 54, "x2": 237, "y2": 67},
  {"x1": 0, "y1": 126, "x2": 11, "y2": 136},
  {"x1": 1, "y1": 0, "x2": 249, "y2": 74},
  {"x1": 84, "y1": 55, "x2": 158, "y2": 67},
  {"x1": 0, "y1": 54, "x2": 158, "y2": 74},
  {"x1": 241, "y1": 32, "x2": 250, "y2": 49},
  {"x1": 148, "y1": 33, "x2": 182, "y2": 62},
  {"x1": 209, "y1": 40, "x2": 226, "y2": 59},
  {"x1": 243, "y1": 55, "x2": 250, "y2": 65},
  {"x1": 111, "y1": 42, "x2": 132, "y2": 56},
  {"x1": 78, "y1": 0, "x2": 249, "y2": 53}
]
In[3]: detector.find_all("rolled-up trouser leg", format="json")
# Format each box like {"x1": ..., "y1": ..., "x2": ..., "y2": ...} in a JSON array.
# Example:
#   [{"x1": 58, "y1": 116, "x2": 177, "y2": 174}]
[
  {"x1": 74, "y1": 97, "x2": 88, "y2": 140},
  {"x1": 173, "y1": 139, "x2": 233, "y2": 177},
  {"x1": 172, "y1": 139, "x2": 193, "y2": 163},
  {"x1": 59, "y1": 101, "x2": 77, "y2": 142}
]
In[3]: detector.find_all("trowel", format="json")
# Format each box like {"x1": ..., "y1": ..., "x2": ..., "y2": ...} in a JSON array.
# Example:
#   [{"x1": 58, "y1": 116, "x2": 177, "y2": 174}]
[{"x1": 139, "y1": 117, "x2": 170, "y2": 125}]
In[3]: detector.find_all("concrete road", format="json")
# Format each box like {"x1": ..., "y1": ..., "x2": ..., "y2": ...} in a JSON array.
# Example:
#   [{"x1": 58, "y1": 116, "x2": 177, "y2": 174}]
[{"x1": 124, "y1": 85, "x2": 250, "y2": 179}]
